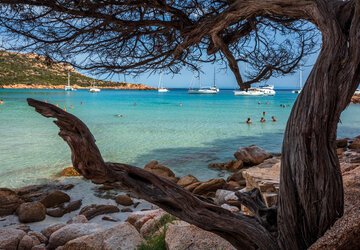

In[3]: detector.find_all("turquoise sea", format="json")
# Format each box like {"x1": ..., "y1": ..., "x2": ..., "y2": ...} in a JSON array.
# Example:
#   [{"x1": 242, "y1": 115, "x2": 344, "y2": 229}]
[{"x1": 1, "y1": 89, "x2": 359, "y2": 188}]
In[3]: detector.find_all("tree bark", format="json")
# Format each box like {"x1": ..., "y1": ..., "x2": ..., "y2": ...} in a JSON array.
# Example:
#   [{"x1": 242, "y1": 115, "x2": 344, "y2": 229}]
[{"x1": 278, "y1": 1, "x2": 360, "y2": 249}]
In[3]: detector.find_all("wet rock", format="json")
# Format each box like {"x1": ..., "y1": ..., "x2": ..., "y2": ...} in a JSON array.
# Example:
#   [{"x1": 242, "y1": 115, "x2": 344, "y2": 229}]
[
  {"x1": 144, "y1": 160, "x2": 179, "y2": 182},
  {"x1": 17, "y1": 202, "x2": 46, "y2": 223},
  {"x1": 47, "y1": 200, "x2": 82, "y2": 217},
  {"x1": 351, "y1": 94, "x2": 360, "y2": 104},
  {"x1": 31, "y1": 243, "x2": 46, "y2": 250},
  {"x1": 97, "y1": 184, "x2": 115, "y2": 190},
  {"x1": 0, "y1": 228, "x2": 26, "y2": 250},
  {"x1": 234, "y1": 145, "x2": 272, "y2": 165},
  {"x1": 67, "y1": 215, "x2": 88, "y2": 224},
  {"x1": 177, "y1": 174, "x2": 199, "y2": 187},
  {"x1": 0, "y1": 188, "x2": 24, "y2": 216},
  {"x1": 226, "y1": 170, "x2": 246, "y2": 183},
  {"x1": 115, "y1": 194, "x2": 133, "y2": 206},
  {"x1": 79, "y1": 204, "x2": 119, "y2": 220},
  {"x1": 12, "y1": 224, "x2": 31, "y2": 233},
  {"x1": 16, "y1": 185, "x2": 46, "y2": 196},
  {"x1": 126, "y1": 209, "x2": 166, "y2": 231},
  {"x1": 63, "y1": 222, "x2": 144, "y2": 250},
  {"x1": 57, "y1": 184, "x2": 74, "y2": 191},
  {"x1": 19, "y1": 234, "x2": 40, "y2": 250},
  {"x1": 165, "y1": 221, "x2": 236, "y2": 250},
  {"x1": 64, "y1": 200, "x2": 82, "y2": 213},
  {"x1": 121, "y1": 207, "x2": 133, "y2": 213},
  {"x1": 349, "y1": 137, "x2": 360, "y2": 150},
  {"x1": 336, "y1": 138, "x2": 348, "y2": 148},
  {"x1": 192, "y1": 178, "x2": 226, "y2": 196},
  {"x1": 102, "y1": 215, "x2": 119, "y2": 222},
  {"x1": 47, "y1": 207, "x2": 64, "y2": 217},
  {"x1": 58, "y1": 167, "x2": 80, "y2": 177},
  {"x1": 41, "y1": 223, "x2": 66, "y2": 239},
  {"x1": 208, "y1": 160, "x2": 244, "y2": 171},
  {"x1": 48, "y1": 223, "x2": 102, "y2": 250},
  {"x1": 27, "y1": 231, "x2": 47, "y2": 245},
  {"x1": 40, "y1": 191, "x2": 70, "y2": 208},
  {"x1": 184, "y1": 182, "x2": 201, "y2": 192}
]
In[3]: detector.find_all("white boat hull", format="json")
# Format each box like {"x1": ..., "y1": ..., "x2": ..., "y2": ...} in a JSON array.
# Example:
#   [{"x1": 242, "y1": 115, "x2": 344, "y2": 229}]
[
  {"x1": 158, "y1": 88, "x2": 169, "y2": 92},
  {"x1": 89, "y1": 88, "x2": 100, "y2": 93},
  {"x1": 260, "y1": 89, "x2": 276, "y2": 95},
  {"x1": 188, "y1": 89, "x2": 217, "y2": 94},
  {"x1": 292, "y1": 89, "x2": 301, "y2": 93},
  {"x1": 234, "y1": 90, "x2": 264, "y2": 96},
  {"x1": 64, "y1": 86, "x2": 75, "y2": 91},
  {"x1": 355, "y1": 89, "x2": 360, "y2": 95}
]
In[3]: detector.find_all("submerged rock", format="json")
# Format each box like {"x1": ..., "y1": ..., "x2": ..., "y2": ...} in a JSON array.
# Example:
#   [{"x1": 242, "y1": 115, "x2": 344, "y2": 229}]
[
  {"x1": 115, "y1": 194, "x2": 133, "y2": 206},
  {"x1": 63, "y1": 222, "x2": 144, "y2": 250},
  {"x1": 234, "y1": 145, "x2": 272, "y2": 165},
  {"x1": 79, "y1": 204, "x2": 119, "y2": 220},
  {"x1": 40, "y1": 191, "x2": 70, "y2": 208},
  {"x1": 16, "y1": 202, "x2": 46, "y2": 223},
  {"x1": 0, "y1": 188, "x2": 24, "y2": 216},
  {"x1": 144, "y1": 160, "x2": 179, "y2": 182}
]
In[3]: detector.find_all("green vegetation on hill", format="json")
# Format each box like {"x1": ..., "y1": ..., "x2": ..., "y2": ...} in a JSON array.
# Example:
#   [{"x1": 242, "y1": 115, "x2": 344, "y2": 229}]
[{"x1": 0, "y1": 50, "x2": 129, "y2": 87}]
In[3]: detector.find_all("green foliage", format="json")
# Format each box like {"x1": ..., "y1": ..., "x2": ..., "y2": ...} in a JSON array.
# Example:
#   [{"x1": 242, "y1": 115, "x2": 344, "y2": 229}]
[{"x1": 137, "y1": 214, "x2": 177, "y2": 250}]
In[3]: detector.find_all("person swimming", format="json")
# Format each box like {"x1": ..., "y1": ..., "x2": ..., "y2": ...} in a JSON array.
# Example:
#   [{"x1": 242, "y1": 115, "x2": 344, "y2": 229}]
[
  {"x1": 63, "y1": 107, "x2": 66, "y2": 111},
  {"x1": 0, "y1": 99, "x2": 3, "y2": 104},
  {"x1": 180, "y1": 103, "x2": 182, "y2": 107},
  {"x1": 70, "y1": 105, "x2": 73, "y2": 109},
  {"x1": 266, "y1": 102, "x2": 269, "y2": 105},
  {"x1": 56, "y1": 104, "x2": 59, "y2": 107},
  {"x1": 247, "y1": 118, "x2": 252, "y2": 124},
  {"x1": 258, "y1": 102, "x2": 261, "y2": 105},
  {"x1": 263, "y1": 111, "x2": 266, "y2": 116},
  {"x1": 272, "y1": 116, "x2": 277, "y2": 122},
  {"x1": 134, "y1": 102, "x2": 136, "y2": 106},
  {"x1": 260, "y1": 117, "x2": 266, "y2": 122}
]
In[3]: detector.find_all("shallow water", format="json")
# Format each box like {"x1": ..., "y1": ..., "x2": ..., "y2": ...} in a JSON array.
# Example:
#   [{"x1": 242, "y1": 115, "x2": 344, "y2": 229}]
[{"x1": 0, "y1": 89, "x2": 359, "y2": 187}]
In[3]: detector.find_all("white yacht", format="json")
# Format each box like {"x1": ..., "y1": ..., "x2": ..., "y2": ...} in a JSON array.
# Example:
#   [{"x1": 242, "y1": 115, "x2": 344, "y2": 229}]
[
  {"x1": 89, "y1": 80, "x2": 100, "y2": 93},
  {"x1": 355, "y1": 89, "x2": 360, "y2": 95},
  {"x1": 259, "y1": 84, "x2": 276, "y2": 95},
  {"x1": 292, "y1": 68, "x2": 303, "y2": 93},
  {"x1": 234, "y1": 87, "x2": 264, "y2": 96},
  {"x1": 64, "y1": 71, "x2": 76, "y2": 91},
  {"x1": 188, "y1": 75, "x2": 217, "y2": 94},
  {"x1": 158, "y1": 73, "x2": 169, "y2": 92}
]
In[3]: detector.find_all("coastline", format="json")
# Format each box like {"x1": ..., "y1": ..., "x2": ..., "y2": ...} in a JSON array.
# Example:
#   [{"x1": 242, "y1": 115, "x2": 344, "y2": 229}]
[{"x1": 0, "y1": 83, "x2": 156, "y2": 90}]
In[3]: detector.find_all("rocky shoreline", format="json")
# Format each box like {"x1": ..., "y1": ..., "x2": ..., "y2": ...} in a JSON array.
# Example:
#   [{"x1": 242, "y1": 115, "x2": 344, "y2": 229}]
[
  {"x1": 0, "y1": 84, "x2": 156, "y2": 90},
  {"x1": 1, "y1": 139, "x2": 359, "y2": 249},
  {"x1": 351, "y1": 93, "x2": 360, "y2": 104}
]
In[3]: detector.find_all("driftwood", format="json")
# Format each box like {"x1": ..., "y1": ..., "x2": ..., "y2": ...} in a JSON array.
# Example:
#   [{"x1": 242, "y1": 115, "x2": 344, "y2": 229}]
[{"x1": 27, "y1": 98, "x2": 278, "y2": 250}]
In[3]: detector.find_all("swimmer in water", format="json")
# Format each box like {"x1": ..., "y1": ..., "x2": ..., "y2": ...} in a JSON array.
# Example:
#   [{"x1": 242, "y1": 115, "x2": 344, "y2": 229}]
[
  {"x1": 272, "y1": 116, "x2": 277, "y2": 122},
  {"x1": 80, "y1": 102, "x2": 83, "y2": 105},
  {"x1": 260, "y1": 117, "x2": 266, "y2": 122},
  {"x1": 247, "y1": 118, "x2": 252, "y2": 124},
  {"x1": 44, "y1": 100, "x2": 47, "y2": 103},
  {"x1": 134, "y1": 102, "x2": 136, "y2": 106},
  {"x1": 63, "y1": 107, "x2": 66, "y2": 111},
  {"x1": 258, "y1": 102, "x2": 261, "y2": 105},
  {"x1": 180, "y1": 103, "x2": 182, "y2": 107},
  {"x1": 0, "y1": 99, "x2": 3, "y2": 104},
  {"x1": 70, "y1": 105, "x2": 73, "y2": 109},
  {"x1": 266, "y1": 102, "x2": 269, "y2": 105},
  {"x1": 56, "y1": 104, "x2": 59, "y2": 107},
  {"x1": 263, "y1": 111, "x2": 266, "y2": 116}
]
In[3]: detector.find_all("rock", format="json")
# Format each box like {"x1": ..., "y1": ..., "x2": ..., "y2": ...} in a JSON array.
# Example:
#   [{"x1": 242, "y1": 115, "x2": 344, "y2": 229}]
[
  {"x1": 349, "y1": 137, "x2": 360, "y2": 150},
  {"x1": 227, "y1": 170, "x2": 245, "y2": 183},
  {"x1": 144, "y1": 160, "x2": 178, "y2": 182},
  {"x1": 208, "y1": 160, "x2": 244, "y2": 171},
  {"x1": 0, "y1": 228, "x2": 26, "y2": 250},
  {"x1": 351, "y1": 94, "x2": 360, "y2": 104},
  {"x1": 234, "y1": 145, "x2": 272, "y2": 165},
  {"x1": 47, "y1": 207, "x2": 64, "y2": 217},
  {"x1": 177, "y1": 175, "x2": 199, "y2": 187},
  {"x1": 337, "y1": 147, "x2": 346, "y2": 155},
  {"x1": 12, "y1": 224, "x2": 31, "y2": 233},
  {"x1": 18, "y1": 234, "x2": 40, "y2": 250},
  {"x1": 221, "y1": 203, "x2": 240, "y2": 213},
  {"x1": 63, "y1": 200, "x2": 82, "y2": 213},
  {"x1": 27, "y1": 231, "x2": 47, "y2": 244},
  {"x1": 97, "y1": 185, "x2": 115, "y2": 190},
  {"x1": 336, "y1": 138, "x2": 348, "y2": 148},
  {"x1": 115, "y1": 194, "x2": 133, "y2": 206},
  {"x1": 63, "y1": 222, "x2": 144, "y2": 250},
  {"x1": 0, "y1": 188, "x2": 24, "y2": 216},
  {"x1": 121, "y1": 208, "x2": 133, "y2": 213},
  {"x1": 17, "y1": 202, "x2": 46, "y2": 223},
  {"x1": 48, "y1": 223, "x2": 102, "y2": 250},
  {"x1": 192, "y1": 178, "x2": 226, "y2": 196},
  {"x1": 165, "y1": 221, "x2": 236, "y2": 250},
  {"x1": 31, "y1": 244, "x2": 46, "y2": 250},
  {"x1": 67, "y1": 215, "x2": 88, "y2": 224},
  {"x1": 184, "y1": 182, "x2": 201, "y2": 192},
  {"x1": 16, "y1": 185, "x2": 46, "y2": 196},
  {"x1": 58, "y1": 167, "x2": 80, "y2": 177},
  {"x1": 126, "y1": 209, "x2": 166, "y2": 231},
  {"x1": 225, "y1": 180, "x2": 243, "y2": 190},
  {"x1": 57, "y1": 184, "x2": 74, "y2": 191},
  {"x1": 40, "y1": 191, "x2": 70, "y2": 208},
  {"x1": 102, "y1": 215, "x2": 119, "y2": 222},
  {"x1": 41, "y1": 223, "x2": 66, "y2": 239},
  {"x1": 79, "y1": 204, "x2": 120, "y2": 220},
  {"x1": 214, "y1": 190, "x2": 237, "y2": 205},
  {"x1": 47, "y1": 200, "x2": 82, "y2": 217}
]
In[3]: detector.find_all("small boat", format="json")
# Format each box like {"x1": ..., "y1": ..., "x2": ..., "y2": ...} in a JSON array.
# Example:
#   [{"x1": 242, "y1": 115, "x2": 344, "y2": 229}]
[
  {"x1": 292, "y1": 68, "x2": 303, "y2": 94},
  {"x1": 188, "y1": 74, "x2": 218, "y2": 94},
  {"x1": 355, "y1": 89, "x2": 360, "y2": 95},
  {"x1": 158, "y1": 73, "x2": 169, "y2": 92},
  {"x1": 234, "y1": 87, "x2": 264, "y2": 96},
  {"x1": 259, "y1": 84, "x2": 276, "y2": 95},
  {"x1": 64, "y1": 71, "x2": 76, "y2": 91},
  {"x1": 89, "y1": 80, "x2": 100, "y2": 93}
]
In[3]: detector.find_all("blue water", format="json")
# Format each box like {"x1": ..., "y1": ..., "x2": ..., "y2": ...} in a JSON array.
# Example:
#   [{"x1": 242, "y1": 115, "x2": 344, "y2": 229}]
[{"x1": 0, "y1": 89, "x2": 359, "y2": 188}]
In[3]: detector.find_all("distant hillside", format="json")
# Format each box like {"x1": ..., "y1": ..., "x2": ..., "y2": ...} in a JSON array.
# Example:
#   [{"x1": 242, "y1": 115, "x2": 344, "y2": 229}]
[{"x1": 0, "y1": 50, "x2": 155, "y2": 90}]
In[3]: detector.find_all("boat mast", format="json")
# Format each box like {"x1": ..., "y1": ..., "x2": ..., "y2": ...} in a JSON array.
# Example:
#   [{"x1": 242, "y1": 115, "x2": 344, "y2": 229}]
[
  {"x1": 158, "y1": 73, "x2": 163, "y2": 89},
  {"x1": 299, "y1": 67, "x2": 303, "y2": 89},
  {"x1": 199, "y1": 74, "x2": 201, "y2": 89},
  {"x1": 213, "y1": 68, "x2": 216, "y2": 88},
  {"x1": 67, "y1": 70, "x2": 70, "y2": 87}
]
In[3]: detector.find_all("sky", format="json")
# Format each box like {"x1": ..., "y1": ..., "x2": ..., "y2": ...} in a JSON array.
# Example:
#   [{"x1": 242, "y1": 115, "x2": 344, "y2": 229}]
[{"x1": 90, "y1": 51, "x2": 319, "y2": 90}]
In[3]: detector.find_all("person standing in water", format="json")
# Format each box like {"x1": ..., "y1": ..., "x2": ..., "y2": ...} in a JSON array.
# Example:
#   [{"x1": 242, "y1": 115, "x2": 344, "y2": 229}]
[
  {"x1": 247, "y1": 118, "x2": 252, "y2": 124},
  {"x1": 272, "y1": 116, "x2": 277, "y2": 122},
  {"x1": 260, "y1": 117, "x2": 266, "y2": 122}
]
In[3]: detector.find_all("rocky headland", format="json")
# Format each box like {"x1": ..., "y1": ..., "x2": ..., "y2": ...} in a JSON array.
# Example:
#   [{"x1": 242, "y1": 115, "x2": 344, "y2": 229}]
[
  {"x1": 1, "y1": 138, "x2": 359, "y2": 249},
  {"x1": 351, "y1": 94, "x2": 360, "y2": 104}
]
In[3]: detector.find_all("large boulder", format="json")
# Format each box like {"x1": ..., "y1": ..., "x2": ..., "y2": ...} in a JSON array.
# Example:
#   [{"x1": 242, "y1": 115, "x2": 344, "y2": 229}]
[
  {"x1": 0, "y1": 228, "x2": 26, "y2": 250},
  {"x1": 0, "y1": 188, "x2": 23, "y2": 216},
  {"x1": 192, "y1": 178, "x2": 226, "y2": 196},
  {"x1": 144, "y1": 160, "x2": 179, "y2": 182},
  {"x1": 18, "y1": 234, "x2": 40, "y2": 250},
  {"x1": 234, "y1": 145, "x2": 272, "y2": 165},
  {"x1": 41, "y1": 223, "x2": 66, "y2": 239},
  {"x1": 40, "y1": 191, "x2": 70, "y2": 208},
  {"x1": 177, "y1": 175, "x2": 199, "y2": 187},
  {"x1": 67, "y1": 215, "x2": 88, "y2": 224},
  {"x1": 115, "y1": 194, "x2": 133, "y2": 206},
  {"x1": 165, "y1": 221, "x2": 236, "y2": 250},
  {"x1": 79, "y1": 204, "x2": 119, "y2": 220},
  {"x1": 63, "y1": 222, "x2": 144, "y2": 250},
  {"x1": 126, "y1": 209, "x2": 166, "y2": 231},
  {"x1": 349, "y1": 137, "x2": 360, "y2": 150},
  {"x1": 336, "y1": 138, "x2": 348, "y2": 148},
  {"x1": 47, "y1": 200, "x2": 82, "y2": 218},
  {"x1": 48, "y1": 223, "x2": 102, "y2": 250},
  {"x1": 17, "y1": 202, "x2": 46, "y2": 223}
]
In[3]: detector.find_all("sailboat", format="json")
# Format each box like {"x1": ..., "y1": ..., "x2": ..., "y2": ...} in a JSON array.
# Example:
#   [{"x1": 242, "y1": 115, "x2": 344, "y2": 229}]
[
  {"x1": 188, "y1": 74, "x2": 217, "y2": 94},
  {"x1": 89, "y1": 80, "x2": 100, "y2": 93},
  {"x1": 234, "y1": 63, "x2": 264, "y2": 96},
  {"x1": 210, "y1": 68, "x2": 220, "y2": 92},
  {"x1": 158, "y1": 73, "x2": 169, "y2": 92},
  {"x1": 292, "y1": 68, "x2": 303, "y2": 93},
  {"x1": 64, "y1": 71, "x2": 76, "y2": 91},
  {"x1": 259, "y1": 84, "x2": 276, "y2": 95}
]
